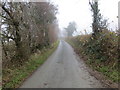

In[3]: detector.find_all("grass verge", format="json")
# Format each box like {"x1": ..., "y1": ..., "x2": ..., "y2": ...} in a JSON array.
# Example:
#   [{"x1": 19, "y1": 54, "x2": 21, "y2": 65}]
[{"x1": 3, "y1": 41, "x2": 59, "y2": 88}]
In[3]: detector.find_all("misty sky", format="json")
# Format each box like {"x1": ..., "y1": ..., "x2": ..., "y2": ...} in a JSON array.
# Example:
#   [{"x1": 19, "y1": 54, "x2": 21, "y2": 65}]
[{"x1": 51, "y1": 0, "x2": 119, "y2": 34}]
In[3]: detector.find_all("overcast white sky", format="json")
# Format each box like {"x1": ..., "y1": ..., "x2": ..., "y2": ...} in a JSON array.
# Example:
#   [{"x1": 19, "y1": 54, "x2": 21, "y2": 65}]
[{"x1": 51, "y1": 0, "x2": 119, "y2": 34}]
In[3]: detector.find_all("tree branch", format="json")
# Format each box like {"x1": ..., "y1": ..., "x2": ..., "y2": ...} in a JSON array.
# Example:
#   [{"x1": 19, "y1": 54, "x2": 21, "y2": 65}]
[
  {"x1": 0, "y1": 33, "x2": 15, "y2": 41},
  {"x1": 0, "y1": 3, "x2": 14, "y2": 20}
]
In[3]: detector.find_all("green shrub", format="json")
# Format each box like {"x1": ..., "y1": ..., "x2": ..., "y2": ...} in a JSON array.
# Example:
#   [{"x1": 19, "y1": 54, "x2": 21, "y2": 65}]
[{"x1": 67, "y1": 29, "x2": 119, "y2": 82}]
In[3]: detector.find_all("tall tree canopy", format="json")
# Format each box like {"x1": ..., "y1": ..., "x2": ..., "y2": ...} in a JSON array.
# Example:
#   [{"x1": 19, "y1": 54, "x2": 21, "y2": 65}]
[{"x1": 0, "y1": 2, "x2": 58, "y2": 65}]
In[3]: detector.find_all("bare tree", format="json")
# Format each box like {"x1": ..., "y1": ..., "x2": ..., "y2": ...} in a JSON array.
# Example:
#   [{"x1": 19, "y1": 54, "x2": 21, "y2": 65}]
[{"x1": 0, "y1": 2, "x2": 58, "y2": 66}]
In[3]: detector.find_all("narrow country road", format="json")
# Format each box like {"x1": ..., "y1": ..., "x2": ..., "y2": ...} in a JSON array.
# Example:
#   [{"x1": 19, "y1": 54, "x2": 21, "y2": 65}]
[{"x1": 20, "y1": 40, "x2": 103, "y2": 88}]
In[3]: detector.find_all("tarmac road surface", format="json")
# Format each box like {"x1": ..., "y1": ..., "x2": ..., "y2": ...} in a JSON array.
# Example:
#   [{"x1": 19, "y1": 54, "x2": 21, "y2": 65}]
[{"x1": 20, "y1": 40, "x2": 103, "y2": 88}]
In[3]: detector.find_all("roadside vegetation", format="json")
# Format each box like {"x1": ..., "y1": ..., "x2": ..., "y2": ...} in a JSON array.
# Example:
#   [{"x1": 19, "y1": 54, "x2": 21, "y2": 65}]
[
  {"x1": 2, "y1": 41, "x2": 59, "y2": 88},
  {"x1": 0, "y1": 2, "x2": 59, "y2": 88},
  {"x1": 65, "y1": 0, "x2": 119, "y2": 85},
  {"x1": 67, "y1": 30, "x2": 119, "y2": 83}
]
